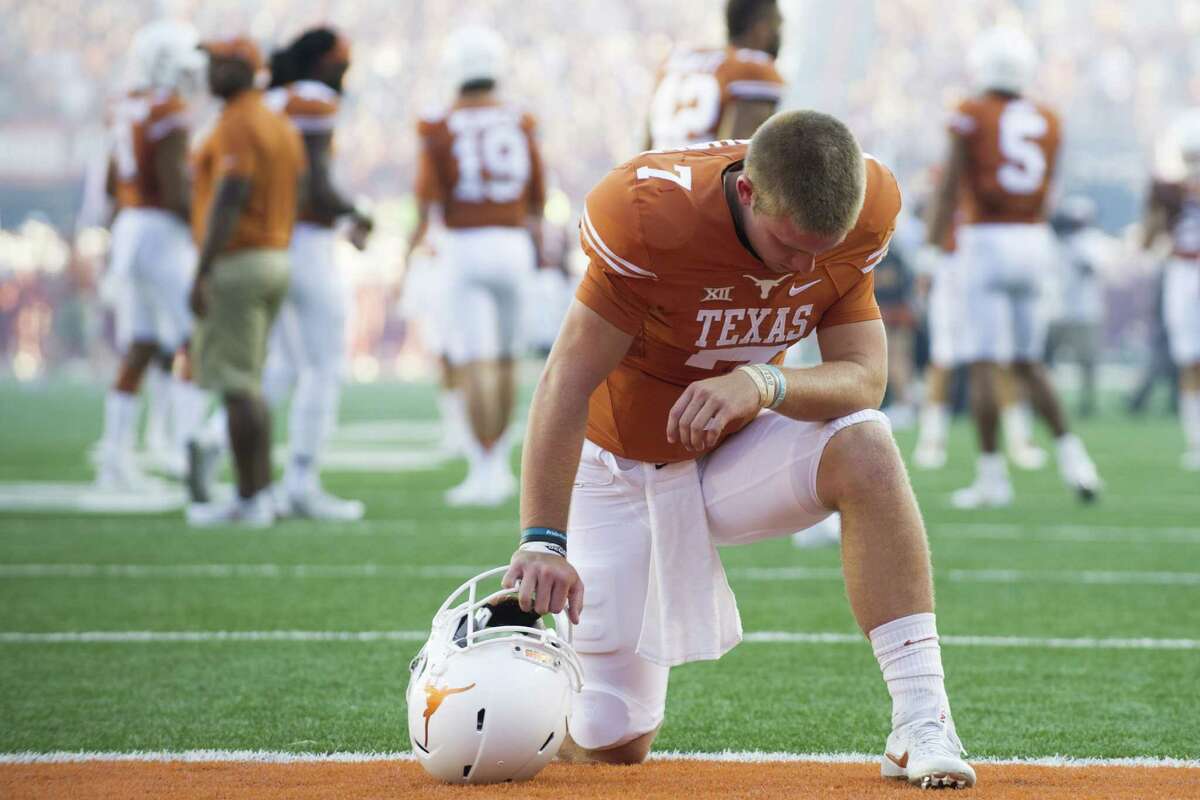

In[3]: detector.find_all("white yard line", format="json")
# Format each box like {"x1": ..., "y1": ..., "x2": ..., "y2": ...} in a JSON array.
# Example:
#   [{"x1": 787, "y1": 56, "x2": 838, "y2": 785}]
[
  {"x1": 931, "y1": 523, "x2": 1200, "y2": 545},
  {"x1": 5, "y1": 563, "x2": 1199, "y2": 587},
  {"x1": 0, "y1": 749, "x2": 1196, "y2": 768},
  {"x1": 1, "y1": 629, "x2": 1196, "y2": 650}
]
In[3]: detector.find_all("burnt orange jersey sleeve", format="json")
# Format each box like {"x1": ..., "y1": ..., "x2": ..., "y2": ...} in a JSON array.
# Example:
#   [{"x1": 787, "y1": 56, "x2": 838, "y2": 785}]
[
  {"x1": 815, "y1": 157, "x2": 901, "y2": 328},
  {"x1": 414, "y1": 118, "x2": 444, "y2": 204},
  {"x1": 721, "y1": 50, "x2": 785, "y2": 104},
  {"x1": 575, "y1": 165, "x2": 655, "y2": 336},
  {"x1": 145, "y1": 94, "x2": 188, "y2": 143}
]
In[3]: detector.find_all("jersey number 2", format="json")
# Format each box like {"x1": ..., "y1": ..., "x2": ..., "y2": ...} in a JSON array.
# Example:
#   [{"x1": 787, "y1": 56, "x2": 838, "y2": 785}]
[{"x1": 997, "y1": 102, "x2": 1048, "y2": 195}]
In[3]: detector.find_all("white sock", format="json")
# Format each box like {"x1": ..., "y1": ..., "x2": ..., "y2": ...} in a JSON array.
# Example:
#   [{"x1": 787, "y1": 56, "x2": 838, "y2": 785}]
[
  {"x1": 1001, "y1": 404, "x2": 1034, "y2": 451},
  {"x1": 1054, "y1": 432, "x2": 1087, "y2": 466},
  {"x1": 144, "y1": 366, "x2": 170, "y2": 451},
  {"x1": 488, "y1": 429, "x2": 514, "y2": 481},
  {"x1": 977, "y1": 451, "x2": 1008, "y2": 484},
  {"x1": 101, "y1": 390, "x2": 140, "y2": 460},
  {"x1": 285, "y1": 370, "x2": 339, "y2": 494},
  {"x1": 1182, "y1": 391, "x2": 1200, "y2": 452},
  {"x1": 916, "y1": 403, "x2": 947, "y2": 448},
  {"x1": 437, "y1": 389, "x2": 467, "y2": 452},
  {"x1": 870, "y1": 612, "x2": 949, "y2": 727},
  {"x1": 461, "y1": 434, "x2": 487, "y2": 481},
  {"x1": 169, "y1": 378, "x2": 207, "y2": 453}
]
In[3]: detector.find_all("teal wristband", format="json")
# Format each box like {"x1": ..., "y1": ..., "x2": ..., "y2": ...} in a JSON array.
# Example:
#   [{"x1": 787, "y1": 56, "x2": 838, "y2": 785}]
[
  {"x1": 520, "y1": 527, "x2": 567, "y2": 547},
  {"x1": 763, "y1": 365, "x2": 787, "y2": 409}
]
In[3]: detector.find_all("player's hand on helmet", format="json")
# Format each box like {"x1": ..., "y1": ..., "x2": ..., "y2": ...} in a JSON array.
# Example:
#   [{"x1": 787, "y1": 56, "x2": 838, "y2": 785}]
[
  {"x1": 667, "y1": 369, "x2": 762, "y2": 451},
  {"x1": 189, "y1": 276, "x2": 209, "y2": 318},
  {"x1": 502, "y1": 550, "x2": 584, "y2": 625}
]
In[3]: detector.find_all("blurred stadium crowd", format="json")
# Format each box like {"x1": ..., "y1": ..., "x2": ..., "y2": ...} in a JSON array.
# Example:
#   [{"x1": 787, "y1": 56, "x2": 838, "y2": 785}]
[{"x1": 0, "y1": 0, "x2": 1197, "y2": 391}]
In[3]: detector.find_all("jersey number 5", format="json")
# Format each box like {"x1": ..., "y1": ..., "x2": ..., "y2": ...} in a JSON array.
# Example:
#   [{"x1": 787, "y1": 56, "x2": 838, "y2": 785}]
[{"x1": 997, "y1": 101, "x2": 1048, "y2": 195}]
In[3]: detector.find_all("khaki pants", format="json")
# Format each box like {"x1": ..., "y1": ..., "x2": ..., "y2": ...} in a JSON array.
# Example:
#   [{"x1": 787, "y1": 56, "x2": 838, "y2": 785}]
[{"x1": 193, "y1": 249, "x2": 289, "y2": 395}]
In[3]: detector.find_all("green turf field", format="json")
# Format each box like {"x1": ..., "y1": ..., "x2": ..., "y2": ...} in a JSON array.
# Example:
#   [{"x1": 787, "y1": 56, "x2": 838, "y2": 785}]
[{"x1": 0, "y1": 378, "x2": 1197, "y2": 758}]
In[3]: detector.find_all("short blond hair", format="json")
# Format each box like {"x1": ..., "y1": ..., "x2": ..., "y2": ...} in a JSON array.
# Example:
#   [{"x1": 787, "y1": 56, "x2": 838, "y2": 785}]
[{"x1": 745, "y1": 110, "x2": 866, "y2": 237}]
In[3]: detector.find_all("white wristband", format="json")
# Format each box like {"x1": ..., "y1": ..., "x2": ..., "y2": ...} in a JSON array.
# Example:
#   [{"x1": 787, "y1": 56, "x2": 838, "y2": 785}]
[{"x1": 519, "y1": 541, "x2": 567, "y2": 559}]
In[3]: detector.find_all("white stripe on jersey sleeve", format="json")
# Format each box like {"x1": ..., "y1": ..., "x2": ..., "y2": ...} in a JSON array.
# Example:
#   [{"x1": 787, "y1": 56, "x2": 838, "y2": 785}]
[
  {"x1": 580, "y1": 207, "x2": 657, "y2": 280},
  {"x1": 726, "y1": 80, "x2": 783, "y2": 101},
  {"x1": 289, "y1": 114, "x2": 337, "y2": 134},
  {"x1": 146, "y1": 112, "x2": 187, "y2": 142}
]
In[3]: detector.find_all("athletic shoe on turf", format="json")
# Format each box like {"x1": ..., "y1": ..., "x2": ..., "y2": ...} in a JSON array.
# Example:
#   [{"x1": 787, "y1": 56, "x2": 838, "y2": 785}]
[
  {"x1": 1056, "y1": 434, "x2": 1102, "y2": 503},
  {"x1": 95, "y1": 454, "x2": 167, "y2": 492},
  {"x1": 881, "y1": 710, "x2": 976, "y2": 789},
  {"x1": 289, "y1": 487, "x2": 365, "y2": 521},
  {"x1": 186, "y1": 493, "x2": 274, "y2": 529},
  {"x1": 950, "y1": 479, "x2": 1013, "y2": 510}
]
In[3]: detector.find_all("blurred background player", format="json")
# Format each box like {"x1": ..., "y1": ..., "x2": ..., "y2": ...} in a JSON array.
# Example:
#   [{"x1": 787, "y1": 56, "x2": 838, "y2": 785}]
[
  {"x1": 259, "y1": 27, "x2": 374, "y2": 520},
  {"x1": 94, "y1": 21, "x2": 206, "y2": 490},
  {"x1": 646, "y1": 0, "x2": 784, "y2": 150},
  {"x1": 406, "y1": 28, "x2": 545, "y2": 506},
  {"x1": 1142, "y1": 111, "x2": 1200, "y2": 470},
  {"x1": 1046, "y1": 195, "x2": 1112, "y2": 419},
  {"x1": 186, "y1": 37, "x2": 306, "y2": 527},
  {"x1": 923, "y1": 26, "x2": 1100, "y2": 508}
]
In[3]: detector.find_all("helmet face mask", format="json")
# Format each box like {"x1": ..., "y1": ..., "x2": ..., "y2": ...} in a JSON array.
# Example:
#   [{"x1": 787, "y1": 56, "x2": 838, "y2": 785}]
[{"x1": 407, "y1": 567, "x2": 583, "y2": 784}]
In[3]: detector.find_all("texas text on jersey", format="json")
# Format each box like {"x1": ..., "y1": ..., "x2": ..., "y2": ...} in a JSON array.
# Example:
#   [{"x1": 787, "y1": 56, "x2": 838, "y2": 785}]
[
  {"x1": 265, "y1": 80, "x2": 340, "y2": 227},
  {"x1": 648, "y1": 46, "x2": 784, "y2": 149},
  {"x1": 110, "y1": 89, "x2": 189, "y2": 210},
  {"x1": 577, "y1": 140, "x2": 901, "y2": 463},
  {"x1": 949, "y1": 92, "x2": 1060, "y2": 224},
  {"x1": 415, "y1": 101, "x2": 545, "y2": 229}
]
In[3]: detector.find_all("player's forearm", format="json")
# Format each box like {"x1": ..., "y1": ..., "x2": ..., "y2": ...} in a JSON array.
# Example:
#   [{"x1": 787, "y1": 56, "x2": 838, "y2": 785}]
[
  {"x1": 774, "y1": 359, "x2": 886, "y2": 421},
  {"x1": 519, "y1": 370, "x2": 591, "y2": 532}
]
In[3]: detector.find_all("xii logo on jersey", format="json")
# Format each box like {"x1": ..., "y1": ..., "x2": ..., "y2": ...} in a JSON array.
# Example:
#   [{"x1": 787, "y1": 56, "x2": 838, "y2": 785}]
[{"x1": 703, "y1": 286, "x2": 734, "y2": 302}]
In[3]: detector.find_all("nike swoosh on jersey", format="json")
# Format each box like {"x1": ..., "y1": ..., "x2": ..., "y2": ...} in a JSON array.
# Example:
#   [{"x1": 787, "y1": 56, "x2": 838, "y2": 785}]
[{"x1": 789, "y1": 279, "x2": 822, "y2": 296}]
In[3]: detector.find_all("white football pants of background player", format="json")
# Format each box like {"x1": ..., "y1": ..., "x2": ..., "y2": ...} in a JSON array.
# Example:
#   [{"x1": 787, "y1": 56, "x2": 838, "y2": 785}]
[
  {"x1": 441, "y1": 225, "x2": 535, "y2": 506},
  {"x1": 952, "y1": 223, "x2": 1099, "y2": 505},
  {"x1": 261, "y1": 223, "x2": 358, "y2": 516},
  {"x1": 1163, "y1": 257, "x2": 1200, "y2": 469},
  {"x1": 98, "y1": 207, "x2": 204, "y2": 485}
]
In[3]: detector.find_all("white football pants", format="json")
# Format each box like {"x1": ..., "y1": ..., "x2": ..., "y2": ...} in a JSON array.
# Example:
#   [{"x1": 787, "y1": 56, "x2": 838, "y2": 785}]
[
  {"x1": 565, "y1": 408, "x2": 889, "y2": 750},
  {"x1": 262, "y1": 224, "x2": 349, "y2": 472}
]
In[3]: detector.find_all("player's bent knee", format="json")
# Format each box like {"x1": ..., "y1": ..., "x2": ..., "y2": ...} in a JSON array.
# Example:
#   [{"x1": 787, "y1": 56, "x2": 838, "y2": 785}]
[
  {"x1": 568, "y1": 687, "x2": 658, "y2": 757},
  {"x1": 818, "y1": 414, "x2": 904, "y2": 505}
]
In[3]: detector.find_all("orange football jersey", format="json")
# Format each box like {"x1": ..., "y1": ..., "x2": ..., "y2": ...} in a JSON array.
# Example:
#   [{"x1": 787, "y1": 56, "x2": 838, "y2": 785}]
[
  {"x1": 266, "y1": 80, "x2": 340, "y2": 227},
  {"x1": 415, "y1": 100, "x2": 545, "y2": 229},
  {"x1": 577, "y1": 140, "x2": 900, "y2": 463},
  {"x1": 649, "y1": 46, "x2": 784, "y2": 149},
  {"x1": 110, "y1": 89, "x2": 189, "y2": 210},
  {"x1": 949, "y1": 93, "x2": 1060, "y2": 224}
]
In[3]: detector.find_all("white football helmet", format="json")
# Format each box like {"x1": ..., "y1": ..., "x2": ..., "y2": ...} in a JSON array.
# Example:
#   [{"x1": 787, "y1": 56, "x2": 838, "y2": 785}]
[
  {"x1": 442, "y1": 26, "x2": 507, "y2": 89},
  {"x1": 968, "y1": 26, "x2": 1037, "y2": 95},
  {"x1": 407, "y1": 567, "x2": 583, "y2": 784},
  {"x1": 128, "y1": 20, "x2": 206, "y2": 93}
]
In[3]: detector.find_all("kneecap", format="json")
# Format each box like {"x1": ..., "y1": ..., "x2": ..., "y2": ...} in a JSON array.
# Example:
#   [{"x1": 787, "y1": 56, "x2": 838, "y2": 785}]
[{"x1": 569, "y1": 687, "x2": 651, "y2": 751}]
